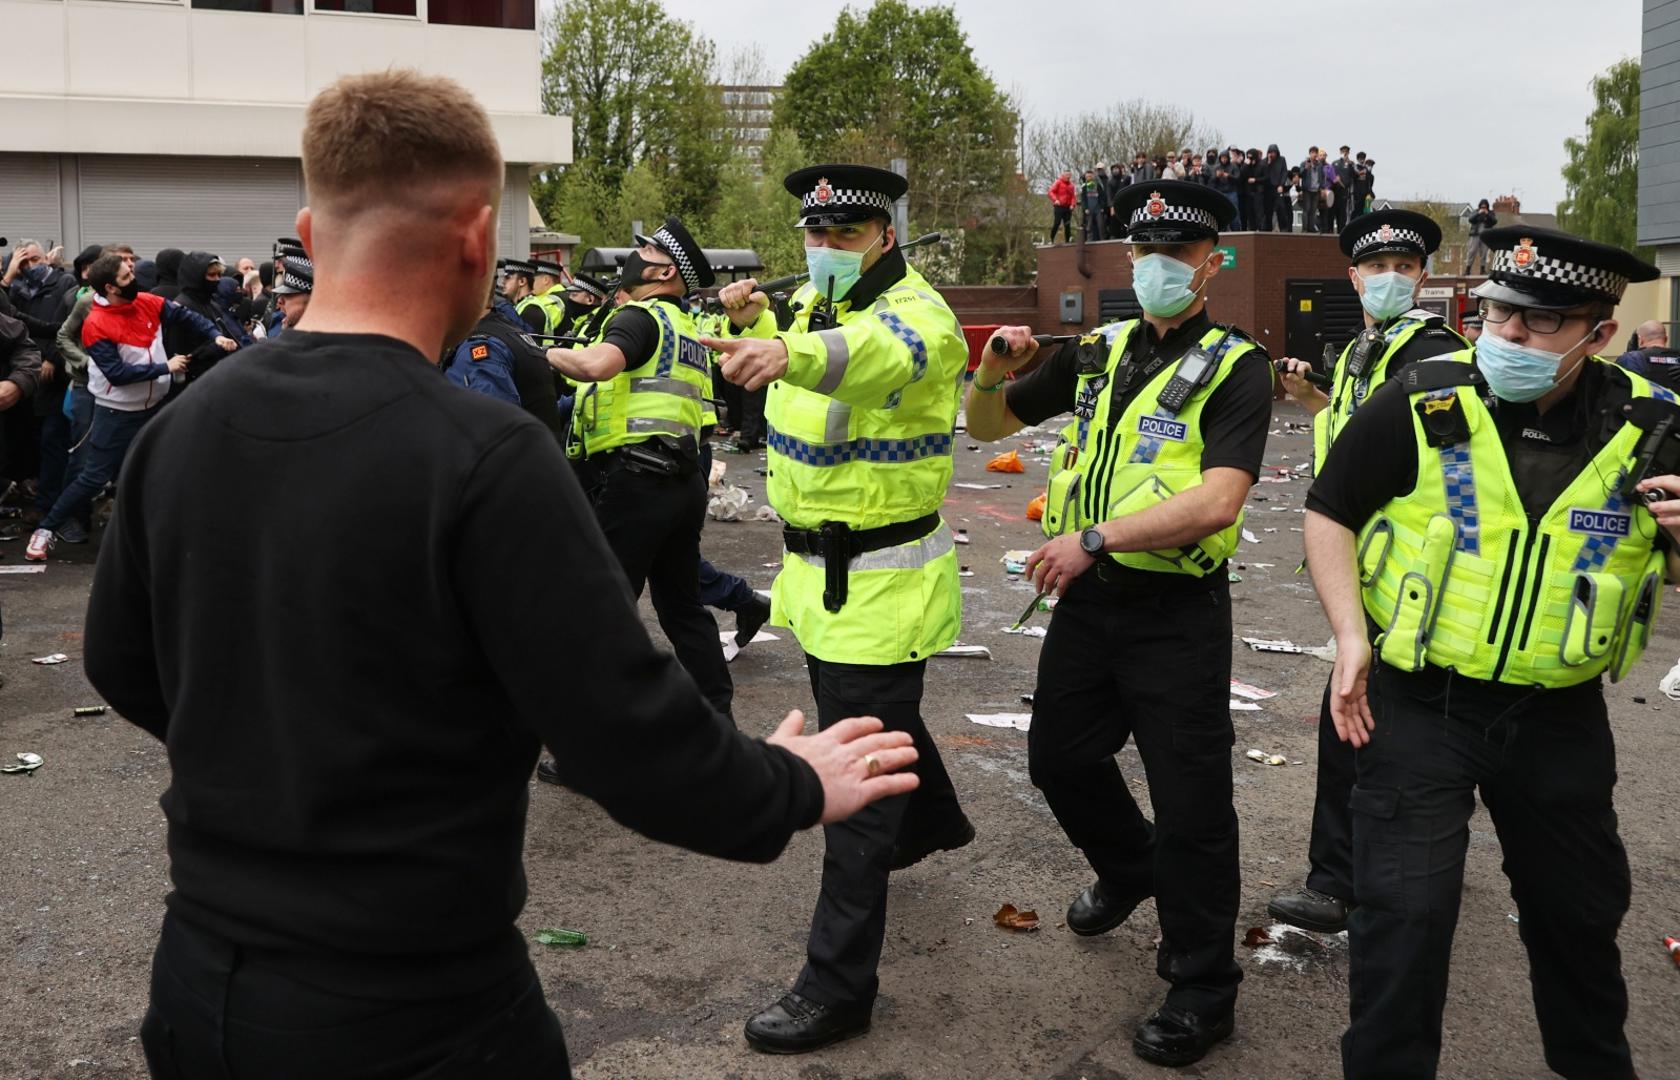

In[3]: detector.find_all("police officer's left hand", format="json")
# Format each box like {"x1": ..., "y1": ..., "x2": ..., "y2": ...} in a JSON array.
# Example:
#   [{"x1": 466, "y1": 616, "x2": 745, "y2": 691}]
[
  {"x1": 1025, "y1": 533, "x2": 1096, "y2": 597},
  {"x1": 215, "y1": 335, "x2": 240, "y2": 353},
  {"x1": 703, "y1": 335, "x2": 788, "y2": 392}
]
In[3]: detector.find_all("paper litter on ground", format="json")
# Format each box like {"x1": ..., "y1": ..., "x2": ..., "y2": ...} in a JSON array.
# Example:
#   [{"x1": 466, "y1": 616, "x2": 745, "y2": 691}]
[
  {"x1": 1241, "y1": 528, "x2": 1261, "y2": 544},
  {"x1": 1002, "y1": 625, "x2": 1048, "y2": 638},
  {"x1": 32, "y1": 653, "x2": 70, "y2": 665},
  {"x1": 0, "y1": 565, "x2": 46, "y2": 574},
  {"x1": 937, "y1": 643, "x2": 992, "y2": 659},
  {"x1": 1241, "y1": 637, "x2": 1337, "y2": 661},
  {"x1": 966, "y1": 712, "x2": 1031, "y2": 731},
  {"x1": 1229, "y1": 700, "x2": 1262, "y2": 712},
  {"x1": 1230, "y1": 678, "x2": 1278, "y2": 701},
  {"x1": 952, "y1": 482, "x2": 1006, "y2": 490},
  {"x1": 1246, "y1": 748, "x2": 1287, "y2": 766}
]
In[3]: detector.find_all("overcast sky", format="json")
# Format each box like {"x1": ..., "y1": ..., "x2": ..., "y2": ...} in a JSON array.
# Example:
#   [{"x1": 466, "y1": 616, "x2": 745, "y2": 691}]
[{"x1": 597, "y1": 0, "x2": 1641, "y2": 212}]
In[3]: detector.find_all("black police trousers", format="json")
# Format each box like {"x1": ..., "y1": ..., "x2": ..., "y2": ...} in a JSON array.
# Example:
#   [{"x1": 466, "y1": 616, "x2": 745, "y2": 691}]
[
  {"x1": 1027, "y1": 573, "x2": 1242, "y2": 1015},
  {"x1": 1344, "y1": 664, "x2": 1633, "y2": 1080},
  {"x1": 140, "y1": 914, "x2": 571, "y2": 1079},
  {"x1": 582, "y1": 457, "x2": 734, "y2": 720},
  {"x1": 1304, "y1": 677, "x2": 1357, "y2": 902},
  {"x1": 794, "y1": 656, "x2": 966, "y2": 1007}
]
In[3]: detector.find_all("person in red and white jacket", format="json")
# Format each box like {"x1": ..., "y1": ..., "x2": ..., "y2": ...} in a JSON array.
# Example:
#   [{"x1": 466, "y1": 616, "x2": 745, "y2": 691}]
[
  {"x1": 26, "y1": 252, "x2": 236, "y2": 560},
  {"x1": 1048, "y1": 170, "x2": 1076, "y2": 244}
]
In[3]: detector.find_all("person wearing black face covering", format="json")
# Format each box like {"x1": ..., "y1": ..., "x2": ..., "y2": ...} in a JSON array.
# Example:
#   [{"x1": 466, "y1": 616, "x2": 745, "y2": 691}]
[
  {"x1": 169, "y1": 251, "x2": 254, "y2": 384},
  {"x1": 151, "y1": 248, "x2": 184, "y2": 300}
]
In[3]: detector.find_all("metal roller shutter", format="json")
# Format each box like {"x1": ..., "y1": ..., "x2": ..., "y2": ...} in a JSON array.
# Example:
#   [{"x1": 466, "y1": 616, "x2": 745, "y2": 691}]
[
  {"x1": 0, "y1": 154, "x2": 63, "y2": 248},
  {"x1": 79, "y1": 156, "x2": 304, "y2": 263}
]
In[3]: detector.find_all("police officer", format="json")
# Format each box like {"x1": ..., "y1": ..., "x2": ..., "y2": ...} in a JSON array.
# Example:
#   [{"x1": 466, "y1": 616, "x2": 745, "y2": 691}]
[
  {"x1": 970, "y1": 180, "x2": 1274, "y2": 1068},
  {"x1": 265, "y1": 238, "x2": 307, "y2": 336},
  {"x1": 561, "y1": 272, "x2": 611, "y2": 338},
  {"x1": 710, "y1": 164, "x2": 973, "y2": 1054},
  {"x1": 498, "y1": 258, "x2": 548, "y2": 334},
  {"x1": 1267, "y1": 209, "x2": 1467, "y2": 935},
  {"x1": 527, "y1": 257, "x2": 569, "y2": 335},
  {"x1": 443, "y1": 278, "x2": 565, "y2": 444},
  {"x1": 1305, "y1": 227, "x2": 1664, "y2": 1078},
  {"x1": 539, "y1": 216, "x2": 734, "y2": 729},
  {"x1": 268, "y1": 254, "x2": 313, "y2": 336}
]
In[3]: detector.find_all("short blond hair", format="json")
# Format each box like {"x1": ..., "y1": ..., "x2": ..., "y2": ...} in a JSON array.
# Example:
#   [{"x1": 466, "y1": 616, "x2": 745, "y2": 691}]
[{"x1": 302, "y1": 70, "x2": 502, "y2": 212}]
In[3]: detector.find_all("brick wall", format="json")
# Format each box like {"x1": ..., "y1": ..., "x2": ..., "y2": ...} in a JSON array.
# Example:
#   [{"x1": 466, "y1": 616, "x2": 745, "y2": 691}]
[{"x1": 1034, "y1": 233, "x2": 1348, "y2": 351}]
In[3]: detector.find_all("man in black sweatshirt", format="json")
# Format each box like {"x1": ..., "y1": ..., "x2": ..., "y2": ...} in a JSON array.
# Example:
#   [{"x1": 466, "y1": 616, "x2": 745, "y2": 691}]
[{"x1": 84, "y1": 69, "x2": 919, "y2": 1080}]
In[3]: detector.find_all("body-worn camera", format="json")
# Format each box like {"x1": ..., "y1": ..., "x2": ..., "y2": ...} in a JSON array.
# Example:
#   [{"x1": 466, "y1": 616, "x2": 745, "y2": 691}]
[{"x1": 1619, "y1": 398, "x2": 1680, "y2": 504}]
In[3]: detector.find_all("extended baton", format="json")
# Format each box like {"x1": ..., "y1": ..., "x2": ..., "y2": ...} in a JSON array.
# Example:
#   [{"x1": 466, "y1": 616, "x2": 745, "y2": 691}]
[
  {"x1": 989, "y1": 333, "x2": 1078, "y2": 356},
  {"x1": 1275, "y1": 359, "x2": 1331, "y2": 389},
  {"x1": 705, "y1": 232, "x2": 945, "y2": 312}
]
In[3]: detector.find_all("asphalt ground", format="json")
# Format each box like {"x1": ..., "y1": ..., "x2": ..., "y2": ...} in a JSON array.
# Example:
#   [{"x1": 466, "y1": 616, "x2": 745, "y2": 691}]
[{"x1": 2, "y1": 400, "x2": 1678, "y2": 1079}]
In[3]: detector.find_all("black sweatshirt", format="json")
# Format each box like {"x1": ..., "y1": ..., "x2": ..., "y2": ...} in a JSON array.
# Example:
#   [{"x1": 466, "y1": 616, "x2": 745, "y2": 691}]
[{"x1": 83, "y1": 330, "x2": 824, "y2": 997}]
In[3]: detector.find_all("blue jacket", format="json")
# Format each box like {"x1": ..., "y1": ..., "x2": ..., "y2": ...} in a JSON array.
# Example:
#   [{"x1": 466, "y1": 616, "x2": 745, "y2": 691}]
[{"x1": 444, "y1": 299, "x2": 525, "y2": 406}]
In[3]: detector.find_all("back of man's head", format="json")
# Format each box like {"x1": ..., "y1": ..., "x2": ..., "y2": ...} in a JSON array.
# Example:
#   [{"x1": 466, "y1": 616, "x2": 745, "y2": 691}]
[
  {"x1": 1637, "y1": 320, "x2": 1667, "y2": 348},
  {"x1": 299, "y1": 70, "x2": 503, "y2": 348}
]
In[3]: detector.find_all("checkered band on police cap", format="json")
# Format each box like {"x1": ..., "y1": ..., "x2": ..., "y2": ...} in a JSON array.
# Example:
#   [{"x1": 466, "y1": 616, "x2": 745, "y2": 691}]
[
  {"x1": 1128, "y1": 193, "x2": 1219, "y2": 234},
  {"x1": 1351, "y1": 225, "x2": 1426, "y2": 259},
  {"x1": 650, "y1": 224, "x2": 704, "y2": 293},
  {"x1": 1490, "y1": 242, "x2": 1629, "y2": 302},
  {"x1": 802, "y1": 185, "x2": 895, "y2": 216}
]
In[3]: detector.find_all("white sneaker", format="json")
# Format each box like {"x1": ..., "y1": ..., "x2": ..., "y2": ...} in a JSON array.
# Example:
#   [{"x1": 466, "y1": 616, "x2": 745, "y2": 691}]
[{"x1": 24, "y1": 527, "x2": 54, "y2": 562}]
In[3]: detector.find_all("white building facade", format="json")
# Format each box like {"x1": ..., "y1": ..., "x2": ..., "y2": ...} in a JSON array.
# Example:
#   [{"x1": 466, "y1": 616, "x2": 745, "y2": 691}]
[{"x1": 0, "y1": 0, "x2": 571, "y2": 262}]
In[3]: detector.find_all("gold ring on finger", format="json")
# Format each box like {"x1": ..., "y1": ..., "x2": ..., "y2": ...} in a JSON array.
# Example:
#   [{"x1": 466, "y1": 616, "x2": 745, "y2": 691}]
[{"x1": 864, "y1": 753, "x2": 880, "y2": 778}]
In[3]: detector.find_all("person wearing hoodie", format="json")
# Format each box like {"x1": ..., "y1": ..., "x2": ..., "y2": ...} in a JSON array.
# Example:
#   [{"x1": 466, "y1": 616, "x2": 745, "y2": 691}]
[
  {"x1": 170, "y1": 251, "x2": 254, "y2": 384},
  {"x1": 150, "y1": 248, "x2": 184, "y2": 300},
  {"x1": 26, "y1": 252, "x2": 237, "y2": 561},
  {"x1": 133, "y1": 258, "x2": 158, "y2": 294},
  {"x1": 1262, "y1": 145, "x2": 1289, "y2": 233}
]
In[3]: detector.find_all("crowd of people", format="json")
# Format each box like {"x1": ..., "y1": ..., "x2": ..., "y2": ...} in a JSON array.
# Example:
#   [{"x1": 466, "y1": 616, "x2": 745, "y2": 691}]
[
  {"x1": 4, "y1": 66, "x2": 1674, "y2": 1080},
  {"x1": 0, "y1": 239, "x2": 313, "y2": 561},
  {"x1": 1047, "y1": 144, "x2": 1379, "y2": 242}
]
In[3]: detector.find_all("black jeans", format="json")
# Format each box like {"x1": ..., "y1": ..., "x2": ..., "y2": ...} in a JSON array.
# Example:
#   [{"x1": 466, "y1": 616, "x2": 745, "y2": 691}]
[
  {"x1": 1050, "y1": 204, "x2": 1074, "y2": 243},
  {"x1": 583, "y1": 456, "x2": 733, "y2": 719},
  {"x1": 140, "y1": 914, "x2": 571, "y2": 1079},
  {"x1": 1027, "y1": 573, "x2": 1241, "y2": 1015},
  {"x1": 1344, "y1": 665, "x2": 1633, "y2": 1080},
  {"x1": 1304, "y1": 677, "x2": 1356, "y2": 901},
  {"x1": 794, "y1": 656, "x2": 965, "y2": 1007}
]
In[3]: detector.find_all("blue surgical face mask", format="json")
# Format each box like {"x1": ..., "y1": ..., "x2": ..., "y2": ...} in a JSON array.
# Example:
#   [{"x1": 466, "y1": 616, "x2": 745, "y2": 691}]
[
  {"x1": 1474, "y1": 322, "x2": 1603, "y2": 403},
  {"x1": 1357, "y1": 269, "x2": 1417, "y2": 320},
  {"x1": 1131, "y1": 252, "x2": 1208, "y2": 317},
  {"x1": 806, "y1": 229, "x2": 883, "y2": 302}
]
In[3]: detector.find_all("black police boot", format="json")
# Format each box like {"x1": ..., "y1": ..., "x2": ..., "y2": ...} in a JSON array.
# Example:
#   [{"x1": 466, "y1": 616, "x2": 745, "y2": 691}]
[
  {"x1": 535, "y1": 758, "x2": 562, "y2": 786},
  {"x1": 734, "y1": 594, "x2": 773, "y2": 648},
  {"x1": 1132, "y1": 1003, "x2": 1234, "y2": 1067},
  {"x1": 1266, "y1": 886, "x2": 1351, "y2": 934},
  {"x1": 744, "y1": 991, "x2": 871, "y2": 1054},
  {"x1": 1066, "y1": 879, "x2": 1150, "y2": 936},
  {"x1": 888, "y1": 814, "x2": 976, "y2": 872}
]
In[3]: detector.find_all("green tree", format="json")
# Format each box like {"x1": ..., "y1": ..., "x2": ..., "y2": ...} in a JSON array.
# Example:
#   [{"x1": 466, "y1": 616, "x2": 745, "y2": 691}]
[
  {"x1": 538, "y1": 0, "x2": 727, "y2": 225},
  {"x1": 1558, "y1": 58, "x2": 1645, "y2": 257},
  {"x1": 774, "y1": 0, "x2": 1018, "y2": 229},
  {"x1": 703, "y1": 129, "x2": 810, "y2": 280}
]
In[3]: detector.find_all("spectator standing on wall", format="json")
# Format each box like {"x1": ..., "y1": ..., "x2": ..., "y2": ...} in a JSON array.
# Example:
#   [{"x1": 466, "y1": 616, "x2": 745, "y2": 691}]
[
  {"x1": 1464, "y1": 199, "x2": 1497, "y2": 274},
  {"x1": 1048, "y1": 170, "x2": 1076, "y2": 244}
]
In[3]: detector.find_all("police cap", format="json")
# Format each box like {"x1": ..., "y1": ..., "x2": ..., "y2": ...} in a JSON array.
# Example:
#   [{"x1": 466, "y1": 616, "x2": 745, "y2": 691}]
[
  {"x1": 567, "y1": 272, "x2": 611, "y2": 301},
  {"x1": 1472, "y1": 226, "x2": 1658, "y2": 311},
  {"x1": 274, "y1": 237, "x2": 305, "y2": 262},
  {"x1": 531, "y1": 258, "x2": 564, "y2": 280},
  {"x1": 501, "y1": 258, "x2": 535, "y2": 281},
  {"x1": 1340, "y1": 209, "x2": 1441, "y2": 263},
  {"x1": 784, "y1": 164, "x2": 907, "y2": 229},
  {"x1": 272, "y1": 255, "x2": 313, "y2": 295},
  {"x1": 632, "y1": 215, "x2": 714, "y2": 293},
  {"x1": 1113, "y1": 180, "x2": 1234, "y2": 245}
]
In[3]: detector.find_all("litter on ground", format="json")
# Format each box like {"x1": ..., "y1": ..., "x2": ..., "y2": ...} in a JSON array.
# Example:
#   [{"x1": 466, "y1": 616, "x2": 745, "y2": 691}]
[{"x1": 966, "y1": 712, "x2": 1031, "y2": 731}]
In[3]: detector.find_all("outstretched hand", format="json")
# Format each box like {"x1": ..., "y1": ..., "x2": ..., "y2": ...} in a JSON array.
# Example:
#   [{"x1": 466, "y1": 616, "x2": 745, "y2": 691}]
[
  {"x1": 766, "y1": 709, "x2": 919, "y2": 824},
  {"x1": 702, "y1": 335, "x2": 789, "y2": 392}
]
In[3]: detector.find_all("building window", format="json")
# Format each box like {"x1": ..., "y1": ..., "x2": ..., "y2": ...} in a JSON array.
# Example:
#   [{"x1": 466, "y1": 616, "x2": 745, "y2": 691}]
[
  {"x1": 428, "y1": 0, "x2": 533, "y2": 29},
  {"x1": 193, "y1": 0, "x2": 303, "y2": 11},
  {"x1": 314, "y1": 0, "x2": 416, "y2": 12}
]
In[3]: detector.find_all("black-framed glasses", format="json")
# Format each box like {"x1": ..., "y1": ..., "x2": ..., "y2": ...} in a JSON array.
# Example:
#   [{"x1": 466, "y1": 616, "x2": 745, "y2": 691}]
[{"x1": 1478, "y1": 298, "x2": 1591, "y2": 336}]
